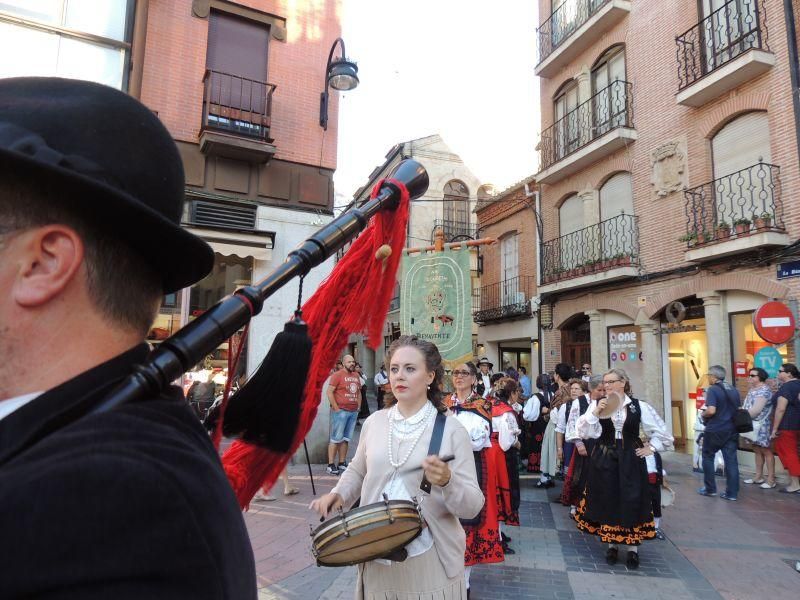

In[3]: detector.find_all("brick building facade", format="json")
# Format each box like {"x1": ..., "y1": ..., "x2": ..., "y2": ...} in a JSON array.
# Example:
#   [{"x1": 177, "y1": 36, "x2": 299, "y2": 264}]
[
  {"x1": 474, "y1": 179, "x2": 540, "y2": 375},
  {"x1": 533, "y1": 0, "x2": 800, "y2": 464},
  {"x1": 0, "y1": 1, "x2": 347, "y2": 426}
]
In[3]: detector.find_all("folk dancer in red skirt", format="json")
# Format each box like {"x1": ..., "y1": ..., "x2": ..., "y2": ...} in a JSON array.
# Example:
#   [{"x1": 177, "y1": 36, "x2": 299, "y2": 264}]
[
  {"x1": 562, "y1": 375, "x2": 604, "y2": 513},
  {"x1": 445, "y1": 361, "x2": 504, "y2": 595},
  {"x1": 490, "y1": 378, "x2": 523, "y2": 554},
  {"x1": 573, "y1": 368, "x2": 673, "y2": 569}
]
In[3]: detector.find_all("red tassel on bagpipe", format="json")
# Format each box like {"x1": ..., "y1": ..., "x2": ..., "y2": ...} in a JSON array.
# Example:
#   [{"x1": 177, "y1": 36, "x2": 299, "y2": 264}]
[{"x1": 221, "y1": 179, "x2": 410, "y2": 509}]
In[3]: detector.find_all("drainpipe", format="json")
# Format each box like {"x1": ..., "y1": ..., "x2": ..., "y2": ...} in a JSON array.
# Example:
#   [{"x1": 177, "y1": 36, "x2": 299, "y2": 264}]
[
  {"x1": 525, "y1": 183, "x2": 544, "y2": 376},
  {"x1": 785, "y1": 0, "x2": 800, "y2": 170},
  {"x1": 129, "y1": 0, "x2": 151, "y2": 99}
]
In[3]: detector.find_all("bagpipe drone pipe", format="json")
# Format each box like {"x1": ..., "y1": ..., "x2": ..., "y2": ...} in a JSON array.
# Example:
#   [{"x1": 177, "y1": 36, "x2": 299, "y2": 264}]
[{"x1": 91, "y1": 159, "x2": 429, "y2": 507}]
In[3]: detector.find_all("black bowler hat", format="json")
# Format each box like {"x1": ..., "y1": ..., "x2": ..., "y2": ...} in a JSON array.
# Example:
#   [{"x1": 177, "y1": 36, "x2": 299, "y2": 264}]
[{"x1": 0, "y1": 77, "x2": 213, "y2": 293}]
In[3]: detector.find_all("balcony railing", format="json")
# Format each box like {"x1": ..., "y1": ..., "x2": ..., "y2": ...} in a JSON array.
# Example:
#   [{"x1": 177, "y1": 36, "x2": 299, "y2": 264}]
[
  {"x1": 430, "y1": 219, "x2": 479, "y2": 243},
  {"x1": 473, "y1": 276, "x2": 536, "y2": 323},
  {"x1": 539, "y1": 80, "x2": 633, "y2": 172},
  {"x1": 682, "y1": 162, "x2": 783, "y2": 247},
  {"x1": 537, "y1": 0, "x2": 611, "y2": 65},
  {"x1": 541, "y1": 214, "x2": 639, "y2": 284},
  {"x1": 676, "y1": 0, "x2": 768, "y2": 90},
  {"x1": 202, "y1": 69, "x2": 276, "y2": 141}
]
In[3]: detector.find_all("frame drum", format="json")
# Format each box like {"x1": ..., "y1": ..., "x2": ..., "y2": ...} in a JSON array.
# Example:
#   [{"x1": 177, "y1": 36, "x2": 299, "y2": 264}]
[{"x1": 310, "y1": 498, "x2": 424, "y2": 567}]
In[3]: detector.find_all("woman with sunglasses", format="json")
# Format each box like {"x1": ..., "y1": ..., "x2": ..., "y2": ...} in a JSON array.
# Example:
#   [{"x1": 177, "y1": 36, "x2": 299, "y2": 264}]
[
  {"x1": 445, "y1": 361, "x2": 505, "y2": 594},
  {"x1": 742, "y1": 367, "x2": 776, "y2": 488},
  {"x1": 574, "y1": 368, "x2": 673, "y2": 569}
]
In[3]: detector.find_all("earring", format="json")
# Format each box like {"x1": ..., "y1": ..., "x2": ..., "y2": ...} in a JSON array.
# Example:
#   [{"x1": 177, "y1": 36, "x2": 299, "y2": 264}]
[{"x1": 427, "y1": 384, "x2": 431, "y2": 390}]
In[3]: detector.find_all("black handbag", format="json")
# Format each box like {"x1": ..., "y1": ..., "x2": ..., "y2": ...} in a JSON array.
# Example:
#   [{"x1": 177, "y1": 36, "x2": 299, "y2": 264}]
[{"x1": 715, "y1": 382, "x2": 752, "y2": 433}]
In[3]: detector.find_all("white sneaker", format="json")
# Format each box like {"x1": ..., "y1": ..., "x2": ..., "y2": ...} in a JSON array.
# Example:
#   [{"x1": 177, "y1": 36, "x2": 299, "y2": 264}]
[
  {"x1": 760, "y1": 481, "x2": 777, "y2": 489},
  {"x1": 253, "y1": 491, "x2": 276, "y2": 502}
]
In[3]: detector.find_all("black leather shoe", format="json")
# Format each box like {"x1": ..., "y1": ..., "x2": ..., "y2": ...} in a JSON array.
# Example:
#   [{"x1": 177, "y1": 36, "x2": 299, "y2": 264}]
[
  {"x1": 502, "y1": 542, "x2": 516, "y2": 555},
  {"x1": 626, "y1": 550, "x2": 639, "y2": 569},
  {"x1": 501, "y1": 531, "x2": 511, "y2": 543},
  {"x1": 605, "y1": 547, "x2": 618, "y2": 565}
]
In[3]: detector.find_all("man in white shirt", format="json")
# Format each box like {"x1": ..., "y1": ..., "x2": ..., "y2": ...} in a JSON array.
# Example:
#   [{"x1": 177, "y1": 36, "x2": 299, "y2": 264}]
[
  {"x1": 477, "y1": 357, "x2": 493, "y2": 398},
  {"x1": 374, "y1": 364, "x2": 389, "y2": 408}
]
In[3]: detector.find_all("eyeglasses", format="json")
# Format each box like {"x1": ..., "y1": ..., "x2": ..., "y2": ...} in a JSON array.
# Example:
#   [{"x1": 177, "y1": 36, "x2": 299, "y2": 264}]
[
  {"x1": 452, "y1": 370, "x2": 472, "y2": 377},
  {"x1": 603, "y1": 379, "x2": 622, "y2": 385}
]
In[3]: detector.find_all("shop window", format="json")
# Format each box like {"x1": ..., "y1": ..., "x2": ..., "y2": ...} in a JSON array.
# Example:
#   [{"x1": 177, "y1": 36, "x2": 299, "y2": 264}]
[
  {"x1": 0, "y1": 0, "x2": 133, "y2": 89},
  {"x1": 729, "y1": 311, "x2": 786, "y2": 390}
]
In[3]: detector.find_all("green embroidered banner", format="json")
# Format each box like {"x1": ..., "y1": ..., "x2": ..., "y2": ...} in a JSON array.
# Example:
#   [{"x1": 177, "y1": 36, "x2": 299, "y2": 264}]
[{"x1": 400, "y1": 246, "x2": 473, "y2": 370}]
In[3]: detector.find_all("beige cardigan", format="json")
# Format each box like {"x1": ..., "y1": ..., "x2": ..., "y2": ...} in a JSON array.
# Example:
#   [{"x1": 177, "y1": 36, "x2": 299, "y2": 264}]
[{"x1": 331, "y1": 407, "x2": 484, "y2": 578}]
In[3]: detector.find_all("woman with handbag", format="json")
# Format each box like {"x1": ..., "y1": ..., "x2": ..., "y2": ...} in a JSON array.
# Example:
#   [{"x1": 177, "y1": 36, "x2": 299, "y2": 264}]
[
  {"x1": 311, "y1": 337, "x2": 484, "y2": 599},
  {"x1": 742, "y1": 367, "x2": 776, "y2": 489}
]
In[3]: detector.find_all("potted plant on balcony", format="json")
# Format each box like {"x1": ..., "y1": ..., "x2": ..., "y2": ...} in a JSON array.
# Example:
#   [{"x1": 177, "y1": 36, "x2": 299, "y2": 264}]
[
  {"x1": 696, "y1": 229, "x2": 711, "y2": 244},
  {"x1": 678, "y1": 232, "x2": 698, "y2": 246},
  {"x1": 733, "y1": 217, "x2": 751, "y2": 236},
  {"x1": 753, "y1": 212, "x2": 772, "y2": 230},
  {"x1": 715, "y1": 221, "x2": 731, "y2": 240}
]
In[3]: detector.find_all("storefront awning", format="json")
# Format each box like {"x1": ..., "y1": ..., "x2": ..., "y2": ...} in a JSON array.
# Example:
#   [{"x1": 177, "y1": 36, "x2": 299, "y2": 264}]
[{"x1": 186, "y1": 226, "x2": 275, "y2": 262}]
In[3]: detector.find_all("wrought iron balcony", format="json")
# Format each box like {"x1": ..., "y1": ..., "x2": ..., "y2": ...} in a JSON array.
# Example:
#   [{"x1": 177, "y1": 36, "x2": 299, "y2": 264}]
[
  {"x1": 430, "y1": 219, "x2": 479, "y2": 243},
  {"x1": 682, "y1": 162, "x2": 784, "y2": 247},
  {"x1": 538, "y1": 80, "x2": 633, "y2": 173},
  {"x1": 541, "y1": 214, "x2": 639, "y2": 284},
  {"x1": 473, "y1": 276, "x2": 535, "y2": 323},
  {"x1": 676, "y1": 0, "x2": 768, "y2": 91},
  {"x1": 202, "y1": 69, "x2": 276, "y2": 142},
  {"x1": 537, "y1": 0, "x2": 611, "y2": 66}
]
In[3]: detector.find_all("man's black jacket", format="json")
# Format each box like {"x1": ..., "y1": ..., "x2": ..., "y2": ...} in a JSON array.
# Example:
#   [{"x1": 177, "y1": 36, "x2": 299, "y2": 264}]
[{"x1": 0, "y1": 345, "x2": 256, "y2": 599}]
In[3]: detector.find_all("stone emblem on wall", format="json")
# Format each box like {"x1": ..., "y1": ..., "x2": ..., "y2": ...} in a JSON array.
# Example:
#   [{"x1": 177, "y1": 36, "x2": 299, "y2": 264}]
[{"x1": 650, "y1": 140, "x2": 687, "y2": 198}]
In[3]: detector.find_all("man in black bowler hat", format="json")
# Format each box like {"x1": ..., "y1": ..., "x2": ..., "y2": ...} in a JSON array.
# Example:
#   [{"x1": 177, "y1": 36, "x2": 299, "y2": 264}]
[{"x1": 0, "y1": 78, "x2": 256, "y2": 598}]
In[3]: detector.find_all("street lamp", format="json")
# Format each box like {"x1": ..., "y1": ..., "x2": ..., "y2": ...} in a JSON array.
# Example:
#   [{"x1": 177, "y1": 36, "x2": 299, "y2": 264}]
[{"x1": 319, "y1": 37, "x2": 359, "y2": 130}]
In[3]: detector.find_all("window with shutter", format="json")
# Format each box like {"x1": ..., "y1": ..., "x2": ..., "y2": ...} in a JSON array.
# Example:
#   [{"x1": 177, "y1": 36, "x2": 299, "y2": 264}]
[
  {"x1": 599, "y1": 172, "x2": 634, "y2": 259},
  {"x1": 205, "y1": 11, "x2": 270, "y2": 136},
  {"x1": 443, "y1": 180, "x2": 470, "y2": 239},
  {"x1": 711, "y1": 111, "x2": 773, "y2": 225},
  {"x1": 559, "y1": 194, "x2": 585, "y2": 269}
]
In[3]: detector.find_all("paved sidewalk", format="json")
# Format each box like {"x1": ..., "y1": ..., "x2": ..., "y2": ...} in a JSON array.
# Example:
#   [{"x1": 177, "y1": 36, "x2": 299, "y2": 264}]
[{"x1": 244, "y1": 451, "x2": 800, "y2": 599}]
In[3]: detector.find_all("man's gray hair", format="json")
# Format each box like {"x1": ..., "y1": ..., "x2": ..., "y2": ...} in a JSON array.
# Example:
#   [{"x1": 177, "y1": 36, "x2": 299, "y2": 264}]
[
  {"x1": 588, "y1": 374, "x2": 604, "y2": 390},
  {"x1": 708, "y1": 365, "x2": 726, "y2": 381}
]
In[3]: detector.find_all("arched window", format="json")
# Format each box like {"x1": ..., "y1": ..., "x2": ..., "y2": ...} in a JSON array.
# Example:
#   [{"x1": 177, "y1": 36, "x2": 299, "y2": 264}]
[
  {"x1": 711, "y1": 111, "x2": 774, "y2": 227},
  {"x1": 592, "y1": 45, "x2": 626, "y2": 134},
  {"x1": 443, "y1": 180, "x2": 470, "y2": 237},
  {"x1": 599, "y1": 172, "x2": 634, "y2": 258},
  {"x1": 553, "y1": 79, "x2": 580, "y2": 160},
  {"x1": 559, "y1": 193, "x2": 583, "y2": 235}
]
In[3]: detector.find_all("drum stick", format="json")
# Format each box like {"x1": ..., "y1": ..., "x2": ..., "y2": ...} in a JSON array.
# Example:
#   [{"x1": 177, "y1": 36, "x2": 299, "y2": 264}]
[{"x1": 405, "y1": 454, "x2": 455, "y2": 472}]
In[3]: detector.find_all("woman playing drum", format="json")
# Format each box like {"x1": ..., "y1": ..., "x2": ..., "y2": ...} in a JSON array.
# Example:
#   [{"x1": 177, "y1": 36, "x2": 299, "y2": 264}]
[{"x1": 311, "y1": 336, "x2": 484, "y2": 599}]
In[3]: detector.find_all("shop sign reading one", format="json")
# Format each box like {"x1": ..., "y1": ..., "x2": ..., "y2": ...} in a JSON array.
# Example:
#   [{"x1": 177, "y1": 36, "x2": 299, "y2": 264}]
[{"x1": 753, "y1": 301, "x2": 795, "y2": 344}]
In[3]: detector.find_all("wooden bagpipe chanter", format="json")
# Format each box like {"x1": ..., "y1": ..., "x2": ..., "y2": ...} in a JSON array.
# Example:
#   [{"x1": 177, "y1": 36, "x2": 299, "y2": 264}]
[{"x1": 91, "y1": 159, "x2": 429, "y2": 507}]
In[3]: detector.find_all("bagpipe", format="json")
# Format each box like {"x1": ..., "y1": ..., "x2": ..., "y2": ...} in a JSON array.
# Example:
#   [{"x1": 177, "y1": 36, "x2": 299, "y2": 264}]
[{"x1": 92, "y1": 159, "x2": 429, "y2": 507}]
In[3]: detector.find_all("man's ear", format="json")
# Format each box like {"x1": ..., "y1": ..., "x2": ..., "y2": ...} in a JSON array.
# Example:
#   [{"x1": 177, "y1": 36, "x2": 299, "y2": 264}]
[{"x1": 12, "y1": 225, "x2": 85, "y2": 307}]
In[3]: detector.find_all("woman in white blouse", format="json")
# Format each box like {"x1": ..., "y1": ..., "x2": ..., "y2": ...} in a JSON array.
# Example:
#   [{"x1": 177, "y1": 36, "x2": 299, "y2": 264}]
[
  {"x1": 311, "y1": 337, "x2": 484, "y2": 599},
  {"x1": 444, "y1": 361, "x2": 505, "y2": 595},
  {"x1": 490, "y1": 378, "x2": 523, "y2": 553},
  {"x1": 573, "y1": 368, "x2": 673, "y2": 570}
]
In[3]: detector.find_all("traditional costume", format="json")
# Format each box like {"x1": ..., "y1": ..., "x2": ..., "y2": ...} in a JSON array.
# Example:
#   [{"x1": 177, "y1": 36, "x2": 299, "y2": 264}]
[
  {"x1": 574, "y1": 395, "x2": 674, "y2": 545},
  {"x1": 561, "y1": 393, "x2": 594, "y2": 507},
  {"x1": 491, "y1": 398, "x2": 521, "y2": 526},
  {"x1": 524, "y1": 391, "x2": 548, "y2": 472},
  {"x1": 539, "y1": 384, "x2": 569, "y2": 485},
  {"x1": 445, "y1": 392, "x2": 504, "y2": 567}
]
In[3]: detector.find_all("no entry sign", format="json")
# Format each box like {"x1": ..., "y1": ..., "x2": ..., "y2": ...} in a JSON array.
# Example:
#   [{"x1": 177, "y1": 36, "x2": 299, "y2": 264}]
[{"x1": 753, "y1": 301, "x2": 796, "y2": 344}]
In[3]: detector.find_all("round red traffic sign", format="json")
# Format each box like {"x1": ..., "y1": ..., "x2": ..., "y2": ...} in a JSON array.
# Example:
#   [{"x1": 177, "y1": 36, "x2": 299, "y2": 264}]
[{"x1": 753, "y1": 301, "x2": 796, "y2": 344}]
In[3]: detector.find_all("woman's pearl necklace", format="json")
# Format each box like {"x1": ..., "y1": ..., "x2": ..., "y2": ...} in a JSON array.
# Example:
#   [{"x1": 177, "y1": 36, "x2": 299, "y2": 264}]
[{"x1": 387, "y1": 402, "x2": 433, "y2": 469}]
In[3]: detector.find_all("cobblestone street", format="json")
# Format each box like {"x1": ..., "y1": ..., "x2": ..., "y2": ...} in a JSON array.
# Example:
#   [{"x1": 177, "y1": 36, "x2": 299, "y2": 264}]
[{"x1": 245, "y1": 451, "x2": 800, "y2": 600}]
